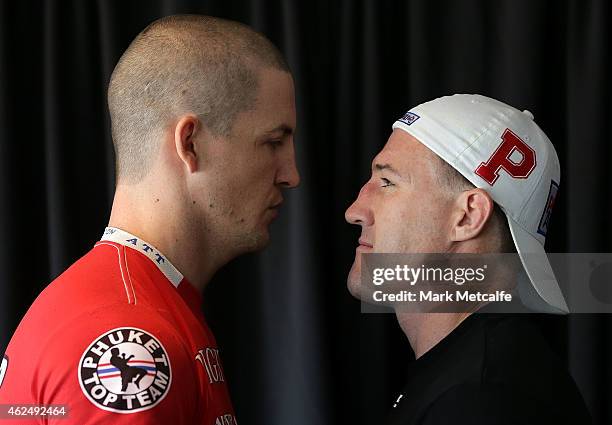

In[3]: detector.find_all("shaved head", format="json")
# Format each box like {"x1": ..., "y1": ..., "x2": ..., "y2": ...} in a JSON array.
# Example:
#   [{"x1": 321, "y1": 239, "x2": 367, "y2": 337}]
[{"x1": 108, "y1": 14, "x2": 290, "y2": 183}]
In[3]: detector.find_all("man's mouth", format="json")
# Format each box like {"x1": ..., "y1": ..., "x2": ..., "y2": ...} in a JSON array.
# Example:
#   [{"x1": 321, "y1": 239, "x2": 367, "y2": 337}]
[
  {"x1": 357, "y1": 238, "x2": 373, "y2": 251},
  {"x1": 269, "y1": 196, "x2": 284, "y2": 209},
  {"x1": 267, "y1": 199, "x2": 284, "y2": 220}
]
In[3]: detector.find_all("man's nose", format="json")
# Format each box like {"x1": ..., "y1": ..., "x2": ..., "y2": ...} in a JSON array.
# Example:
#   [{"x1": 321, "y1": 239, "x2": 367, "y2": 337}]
[
  {"x1": 345, "y1": 184, "x2": 373, "y2": 226},
  {"x1": 276, "y1": 142, "x2": 301, "y2": 188}
]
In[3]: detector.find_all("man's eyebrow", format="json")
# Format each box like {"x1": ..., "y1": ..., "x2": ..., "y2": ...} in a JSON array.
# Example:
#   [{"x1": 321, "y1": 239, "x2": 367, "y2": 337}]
[
  {"x1": 263, "y1": 124, "x2": 294, "y2": 137},
  {"x1": 374, "y1": 163, "x2": 402, "y2": 177}
]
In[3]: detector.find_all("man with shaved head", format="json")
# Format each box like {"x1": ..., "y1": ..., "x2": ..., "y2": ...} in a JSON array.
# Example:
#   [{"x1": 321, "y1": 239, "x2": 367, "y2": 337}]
[{"x1": 0, "y1": 15, "x2": 299, "y2": 424}]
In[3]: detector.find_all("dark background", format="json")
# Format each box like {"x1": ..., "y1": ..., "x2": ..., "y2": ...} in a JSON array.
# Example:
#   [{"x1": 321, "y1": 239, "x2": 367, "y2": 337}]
[{"x1": 1, "y1": 0, "x2": 611, "y2": 424}]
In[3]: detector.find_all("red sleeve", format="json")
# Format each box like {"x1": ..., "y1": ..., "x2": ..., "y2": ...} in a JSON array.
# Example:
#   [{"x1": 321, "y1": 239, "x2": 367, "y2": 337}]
[{"x1": 0, "y1": 304, "x2": 200, "y2": 425}]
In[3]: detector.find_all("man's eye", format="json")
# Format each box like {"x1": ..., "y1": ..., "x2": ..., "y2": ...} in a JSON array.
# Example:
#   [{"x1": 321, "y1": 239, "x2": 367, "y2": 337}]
[
  {"x1": 381, "y1": 178, "x2": 394, "y2": 187},
  {"x1": 267, "y1": 140, "x2": 282, "y2": 149}
]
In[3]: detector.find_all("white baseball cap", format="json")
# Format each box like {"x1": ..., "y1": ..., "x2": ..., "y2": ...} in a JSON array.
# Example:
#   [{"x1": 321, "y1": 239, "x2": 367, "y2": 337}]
[{"x1": 392, "y1": 94, "x2": 568, "y2": 314}]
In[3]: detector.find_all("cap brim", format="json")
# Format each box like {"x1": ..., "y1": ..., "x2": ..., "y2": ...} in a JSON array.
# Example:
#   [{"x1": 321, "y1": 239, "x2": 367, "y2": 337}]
[{"x1": 506, "y1": 215, "x2": 569, "y2": 314}]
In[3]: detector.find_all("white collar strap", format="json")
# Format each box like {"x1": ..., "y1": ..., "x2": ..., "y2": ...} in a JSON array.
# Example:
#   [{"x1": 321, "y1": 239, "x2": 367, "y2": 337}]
[{"x1": 100, "y1": 227, "x2": 183, "y2": 288}]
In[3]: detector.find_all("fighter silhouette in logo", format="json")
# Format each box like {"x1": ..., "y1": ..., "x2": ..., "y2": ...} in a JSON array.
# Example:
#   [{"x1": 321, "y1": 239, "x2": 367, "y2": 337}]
[{"x1": 109, "y1": 348, "x2": 148, "y2": 392}]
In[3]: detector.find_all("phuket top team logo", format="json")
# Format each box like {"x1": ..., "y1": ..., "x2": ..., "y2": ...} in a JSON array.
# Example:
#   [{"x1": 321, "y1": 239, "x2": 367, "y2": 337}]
[{"x1": 78, "y1": 327, "x2": 172, "y2": 413}]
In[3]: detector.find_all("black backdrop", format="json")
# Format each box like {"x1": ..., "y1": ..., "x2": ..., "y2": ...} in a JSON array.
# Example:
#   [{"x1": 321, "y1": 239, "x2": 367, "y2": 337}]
[{"x1": 1, "y1": 1, "x2": 611, "y2": 424}]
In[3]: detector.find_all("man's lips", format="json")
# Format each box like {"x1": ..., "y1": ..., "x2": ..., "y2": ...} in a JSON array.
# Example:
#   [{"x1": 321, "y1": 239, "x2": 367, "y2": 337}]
[
  {"x1": 358, "y1": 238, "x2": 373, "y2": 247},
  {"x1": 267, "y1": 199, "x2": 283, "y2": 219},
  {"x1": 357, "y1": 238, "x2": 373, "y2": 251},
  {"x1": 269, "y1": 196, "x2": 284, "y2": 209}
]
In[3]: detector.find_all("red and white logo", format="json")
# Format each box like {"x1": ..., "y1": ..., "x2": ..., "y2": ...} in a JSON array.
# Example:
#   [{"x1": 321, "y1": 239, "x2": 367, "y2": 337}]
[
  {"x1": 78, "y1": 327, "x2": 172, "y2": 413},
  {"x1": 475, "y1": 129, "x2": 537, "y2": 185}
]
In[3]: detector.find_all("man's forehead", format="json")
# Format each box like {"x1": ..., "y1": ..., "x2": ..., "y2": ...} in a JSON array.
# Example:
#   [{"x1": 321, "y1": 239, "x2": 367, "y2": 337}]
[
  {"x1": 231, "y1": 70, "x2": 296, "y2": 138},
  {"x1": 373, "y1": 129, "x2": 420, "y2": 164},
  {"x1": 255, "y1": 71, "x2": 295, "y2": 119},
  {"x1": 372, "y1": 129, "x2": 440, "y2": 178}
]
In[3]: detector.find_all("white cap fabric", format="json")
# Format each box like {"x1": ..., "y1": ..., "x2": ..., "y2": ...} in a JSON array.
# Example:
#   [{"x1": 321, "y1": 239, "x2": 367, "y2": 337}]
[{"x1": 392, "y1": 94, "x2": 568, "y2": 314}]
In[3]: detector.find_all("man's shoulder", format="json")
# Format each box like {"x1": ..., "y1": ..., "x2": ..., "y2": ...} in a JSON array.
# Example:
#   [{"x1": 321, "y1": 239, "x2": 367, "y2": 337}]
[
  {"x1": 6, "y1": 242, "x2": 184, "y2": 357},
  {"x1": 418, "y1": 381, "x2": 589, "y2": 425},
  {"x1": 393, "y1": 315, "x2": 592, "y2": 425},
  {"x1": 41, "y1": 243, "x2": 133, "y2": 306},
  {"x1": 473, "y1": 315, "x2": 592, "y2": 423},
  {"x1": 0, "y1": 298, "x2": 200, "y2": 420},
  {"x1": 480, "y1": 315, "x2": 570, "y2": 385},
  {"x1": 25, "y1": 242, "x2": 166, "y2": 324},
  {"x1": 7, "y1": 285, "x2": 190, "y2": 367},
  {"x1": 1, "y1": 289, "x2": 197, "y2": 389}
]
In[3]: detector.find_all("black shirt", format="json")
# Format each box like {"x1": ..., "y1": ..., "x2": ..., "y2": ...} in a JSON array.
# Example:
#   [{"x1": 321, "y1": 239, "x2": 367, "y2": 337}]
[{"x1": 385, "y1": 313, "x2": 592, "y2": 425}]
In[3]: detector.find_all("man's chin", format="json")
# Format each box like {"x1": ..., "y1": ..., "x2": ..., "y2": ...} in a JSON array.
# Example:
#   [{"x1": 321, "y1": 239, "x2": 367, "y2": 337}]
[
  {"x1": 347, "y1": 266, "x2": 363, "y2": 300},
  {"x1": 239, "y1": 228, "x2": 270, "y2": 253}
]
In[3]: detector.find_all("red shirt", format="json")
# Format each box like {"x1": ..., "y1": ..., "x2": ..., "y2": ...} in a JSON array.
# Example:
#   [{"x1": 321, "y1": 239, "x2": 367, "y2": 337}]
[{"x1": 0, "y1": 227, "x2": 236, "y2": 424}]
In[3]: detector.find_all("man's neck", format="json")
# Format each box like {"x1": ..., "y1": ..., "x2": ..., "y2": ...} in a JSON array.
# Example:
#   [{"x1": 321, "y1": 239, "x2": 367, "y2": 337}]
[
  {"x1": 395, "y1": 312, "x2": 471, "y2": 359},
  {"x1": 108, "y1": 186, "x2": 226, "y2": 292}
]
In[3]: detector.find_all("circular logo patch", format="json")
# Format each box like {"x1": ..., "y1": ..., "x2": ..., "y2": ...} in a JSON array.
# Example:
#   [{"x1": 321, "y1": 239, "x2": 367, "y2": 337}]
[{"x1": 78, "y1": 327, "x2": 172, "y2": 413}]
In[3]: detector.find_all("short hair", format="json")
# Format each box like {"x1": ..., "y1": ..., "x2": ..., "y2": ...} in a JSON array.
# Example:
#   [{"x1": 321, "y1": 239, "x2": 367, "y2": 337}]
[
  {"x1": 108, "y1": 14, "x2": 290, "y2": 183},
  {"x1": 433, "y1": 156, "x2": 516, "y2": 253}
]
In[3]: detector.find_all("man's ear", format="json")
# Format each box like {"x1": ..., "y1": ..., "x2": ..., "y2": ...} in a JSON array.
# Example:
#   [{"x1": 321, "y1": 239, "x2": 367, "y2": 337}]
[
  {"x1": 450, "y1": 188, "x2": 495, "y2": 242},
  {"x1": 174, "y1": 115, "x2": 200, "y2": 174}
]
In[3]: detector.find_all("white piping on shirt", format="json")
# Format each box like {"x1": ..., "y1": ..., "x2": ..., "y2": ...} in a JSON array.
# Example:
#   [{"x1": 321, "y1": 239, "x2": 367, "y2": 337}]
[
  {"x1": 95, "y1": 241, "x2": 134, "y2": 304},
  {"x1": 122, "y1": 241, "x2": 137, "y2": 305}
]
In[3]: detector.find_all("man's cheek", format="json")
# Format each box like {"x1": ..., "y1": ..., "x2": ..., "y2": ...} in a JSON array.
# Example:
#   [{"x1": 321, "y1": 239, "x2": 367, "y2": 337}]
[{"x1": 377, "y1": 224, "x2": 407, "y2": 252}]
